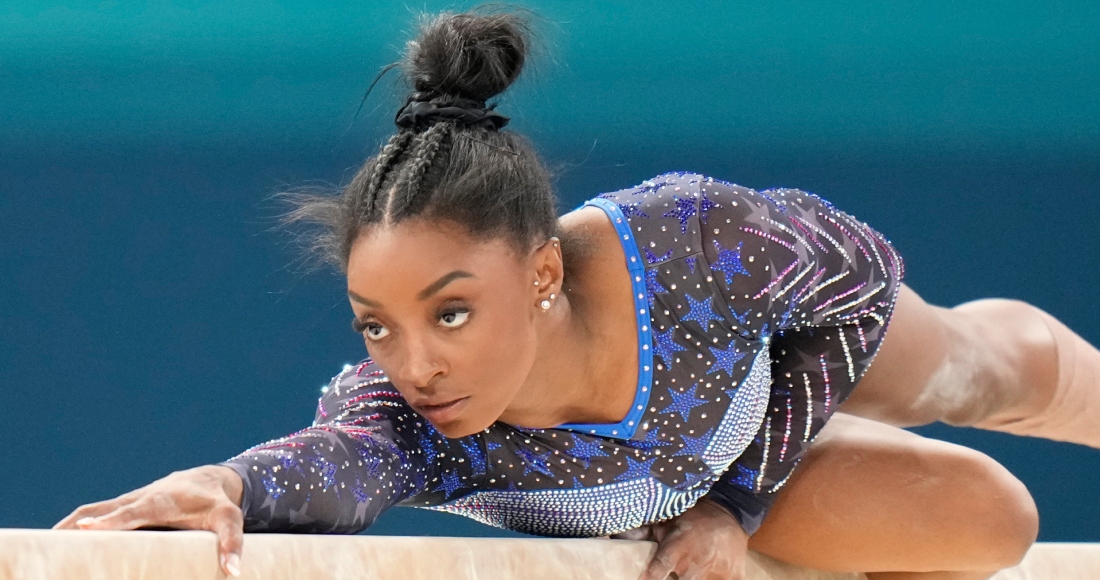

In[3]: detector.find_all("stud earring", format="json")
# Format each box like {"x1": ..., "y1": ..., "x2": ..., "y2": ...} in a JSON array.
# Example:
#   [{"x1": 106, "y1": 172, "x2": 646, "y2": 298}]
[
  {"x1": 534, "y1": 280, "x2": 540, "y2": 286},
  {"x1": 540, "y1": 300, "x2": 551, "y2": 310},
  {"x1": 550, "y1": 293, "x2": 556, "y2": 300}
]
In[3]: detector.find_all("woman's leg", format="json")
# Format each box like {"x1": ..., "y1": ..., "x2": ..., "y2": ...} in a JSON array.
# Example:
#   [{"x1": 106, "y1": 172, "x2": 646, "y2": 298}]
[
  {"x1": 840, "y1": 284, "x2": 1100, "y2": 448},
  {"x1": 747, "y1": 413, "x2": 1038, "y2": 579}
]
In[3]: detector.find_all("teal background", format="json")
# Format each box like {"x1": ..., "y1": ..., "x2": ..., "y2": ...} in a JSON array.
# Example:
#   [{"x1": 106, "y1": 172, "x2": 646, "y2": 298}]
[{"x1": 1, "y1": 1, "x2": 1097, "y2": 541}]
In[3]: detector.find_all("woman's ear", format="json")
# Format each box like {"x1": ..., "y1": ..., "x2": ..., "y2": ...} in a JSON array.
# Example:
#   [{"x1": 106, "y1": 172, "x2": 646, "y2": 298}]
[{"x1": 530, "y1": 237, "x2": 563, "y2": 307}]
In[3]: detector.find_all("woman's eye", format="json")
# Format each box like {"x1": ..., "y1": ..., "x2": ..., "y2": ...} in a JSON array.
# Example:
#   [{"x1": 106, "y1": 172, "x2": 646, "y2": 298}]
[
  {"x1": 364, "y1": 324, "x2": 391, "y2": 341},
  {"x1": 438, "y1": 309, "x2": 470, "y2": 328}
]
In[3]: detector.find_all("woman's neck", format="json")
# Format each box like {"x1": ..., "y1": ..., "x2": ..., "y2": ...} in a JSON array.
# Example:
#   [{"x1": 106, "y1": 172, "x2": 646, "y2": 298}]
[{"x1": 500, "y1": 206, "x2": 641, "y2": 429}]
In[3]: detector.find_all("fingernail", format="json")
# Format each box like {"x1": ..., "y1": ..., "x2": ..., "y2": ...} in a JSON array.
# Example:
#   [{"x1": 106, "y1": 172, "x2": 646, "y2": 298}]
[
  {"x1": 76, "y1": 517, "x2": 97, "y2": 526},
  {"x1": 225, "y1": 553, "x2": 241, "y2": 577}
]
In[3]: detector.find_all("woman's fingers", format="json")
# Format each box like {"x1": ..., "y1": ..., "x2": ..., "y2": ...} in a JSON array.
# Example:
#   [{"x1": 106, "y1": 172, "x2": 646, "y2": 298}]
[
  {"x1": 642, "y1": 527, "x2": 686, "y2": 580},
  {"x1": 53, "y1": 496, "x2": 133, "y2": 529},
  {"x1": 636, "y1": 503, "x2": 750, "y2": 580},
  {"x1": 642, "y1": 550, "x2": 680, "y2": 580},
  {"x1": 75, "y1": 502, "x2": 152, "y2": 530},
  {"x1": 207, "y1": 503, "x2": 245, "y2": 577},
  {"x1": 52, "y1": 466, "x2": 247, "y2": 577}
]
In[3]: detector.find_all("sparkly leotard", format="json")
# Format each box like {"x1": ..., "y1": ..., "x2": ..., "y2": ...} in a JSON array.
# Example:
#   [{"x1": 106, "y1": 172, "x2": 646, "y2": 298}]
[{"x1": 218, "y1": 172, "x2": 904, "y2": 537}]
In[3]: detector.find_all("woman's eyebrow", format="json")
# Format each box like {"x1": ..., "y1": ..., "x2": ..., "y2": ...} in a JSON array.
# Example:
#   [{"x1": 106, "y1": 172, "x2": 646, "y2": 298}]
[
  {"x1": 417, "y1": 270, "x2": 475, "y2": 300},
  {"x1": 348, "y1": 270, "x2": 475, "y2": 307}
]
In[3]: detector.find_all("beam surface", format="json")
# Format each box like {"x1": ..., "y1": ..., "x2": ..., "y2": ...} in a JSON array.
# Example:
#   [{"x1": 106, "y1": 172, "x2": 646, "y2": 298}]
[{"x1": 0, "y1": 530, "x2": 1096, "y2": 579}]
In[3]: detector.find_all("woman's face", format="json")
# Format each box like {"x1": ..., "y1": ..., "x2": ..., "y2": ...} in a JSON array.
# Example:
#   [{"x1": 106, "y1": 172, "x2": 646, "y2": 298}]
[{"x1": 346, "y1": 218, "x2": 542, "y2": 438}]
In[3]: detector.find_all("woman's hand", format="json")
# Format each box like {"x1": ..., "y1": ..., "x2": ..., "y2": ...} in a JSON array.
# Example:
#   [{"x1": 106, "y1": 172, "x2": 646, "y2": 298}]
[
  {"x1": 53, "y1": 465, "x2": 246, "y2": 577},
  {"x1": 614, "y1": 498, "x2": 751, "y2": 580}
]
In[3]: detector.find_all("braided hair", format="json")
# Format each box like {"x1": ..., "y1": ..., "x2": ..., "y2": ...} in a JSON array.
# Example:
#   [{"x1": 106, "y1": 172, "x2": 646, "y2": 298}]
[{"x1": 287, "y1": 8, "x2": 563, "y2": 273}]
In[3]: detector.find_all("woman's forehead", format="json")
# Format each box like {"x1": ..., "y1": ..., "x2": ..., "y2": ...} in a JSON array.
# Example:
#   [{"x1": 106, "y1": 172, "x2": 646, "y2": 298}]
[{"x1": 347, "y1": 221, "x2": 522, "y2": 289}]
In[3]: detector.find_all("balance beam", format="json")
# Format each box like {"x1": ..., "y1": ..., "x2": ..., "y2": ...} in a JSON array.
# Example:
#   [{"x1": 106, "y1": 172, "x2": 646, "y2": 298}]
[{"x1": 1, "y1": 529, "x2": 1097, "y2": 579}]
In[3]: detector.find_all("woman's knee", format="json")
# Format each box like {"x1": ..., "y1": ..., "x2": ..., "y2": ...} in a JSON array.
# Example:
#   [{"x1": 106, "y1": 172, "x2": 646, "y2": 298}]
[
  {"x1": 944, "y1": 446, "x2": 1038, "y2": 569},
  {"x1": 752, "y1": 415, "x2": 1037, "y2": 573}
]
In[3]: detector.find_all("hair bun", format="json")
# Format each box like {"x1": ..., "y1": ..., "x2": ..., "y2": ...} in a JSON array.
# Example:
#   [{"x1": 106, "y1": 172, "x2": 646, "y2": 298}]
[{"x1": 402, "y1": 9, "x2": 531, "y2": 104}]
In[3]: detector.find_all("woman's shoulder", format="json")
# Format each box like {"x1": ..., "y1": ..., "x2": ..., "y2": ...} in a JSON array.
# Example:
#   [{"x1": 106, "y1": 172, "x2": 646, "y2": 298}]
[
  {"x1": 590, "y1": 171, "x2": 768, "y2": 223},
  {"x1": 584, "y1": 171, "x2": 723, "y2": 266},
  {"x1": 593, "y1": 171, "x2": 705, "y2": 204}
]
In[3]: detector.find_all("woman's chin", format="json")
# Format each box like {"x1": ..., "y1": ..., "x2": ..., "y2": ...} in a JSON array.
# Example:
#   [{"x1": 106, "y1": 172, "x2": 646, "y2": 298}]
[{"x1": 429, "y1": 415, "x2": 492, "y2": 439}]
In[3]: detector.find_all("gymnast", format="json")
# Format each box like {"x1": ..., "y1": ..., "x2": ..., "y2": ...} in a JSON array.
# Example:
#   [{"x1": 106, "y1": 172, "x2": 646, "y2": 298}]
[{"x1": 55, "y1": 8, "x2": 1100, "y2": 580}]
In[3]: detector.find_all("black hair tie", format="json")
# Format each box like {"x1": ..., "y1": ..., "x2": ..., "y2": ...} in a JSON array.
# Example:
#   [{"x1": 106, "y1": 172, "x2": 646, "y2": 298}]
[{"x1": 394, "y1": 97, "x2": 510, "y2": 131}]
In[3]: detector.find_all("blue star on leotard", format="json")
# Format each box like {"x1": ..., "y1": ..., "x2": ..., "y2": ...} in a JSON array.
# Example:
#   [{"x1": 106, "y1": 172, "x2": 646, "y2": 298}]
[
  {"x1": 632, "y1": 427, "x2": 675, "y2": 453},
  {"x1": 569, "y1": 434, "x2": 610, "y2": 466},
  {"x1": 459, "y1": 439, "x2": 486, "y2": 476},
  {"x1": 645, "y1": 246, "x2": 674, "y2": 264},
  {"x1": 516, "y1": 446, "x2": 554, "y2": 477},
  {"x1": 729, "y1": 307, "x2": 751, "y2": 326},
  {"x1": 759, "y1": 189, "x2": 789, "y2": 213},
  {"x1": 618, "y1": 201, "x2": 650, "y2": 219},
  {"x1": 675, "y1": 467, "x2": 712, "y2": 490},
  {"x1": 358, "y1": 449, "x2": 384, "y2": 477},
  {"x1": 411, "y1": 465, "x2": 427, "y2": 491},
  {"x1": 417, "y1": 431, "x2": 439, "y2": 465},
  {"x1": 653, "y1": 328, "x2": 687, "y2": 369},
  {"x1": 438, "y1": 470, "x2": 463, "y2": 498},
  {"x1": 634, "y1": 179, "x2": 674, "y2": 195},
  {"x1": 645, "y1": 269, "x2": 667, "y2": 302},
  {"x1": 709, "y1": 344, "x2": 747, "y2": 379},
  {"x1": 728, "y1": 462, "x2": 759, "y2": 489},
  {"x1": 661, "y1": 384, "x2": 708, "y2": 423},
  {"x1": 777, "y1": 299, "x2": 798, "y2": 329},
  {"x1": 278, "y1": 453, "x2": 303, "y2": 475},
  {"x1": 673, "y1": 427, "x2": 714, "y2": 458},
  {"x1": 699, "y1": 192, "x2": 721, "y2": 224},
  {"x1": 682, "y1": 294, "x2": 722, "y2": 328},
  {"x1": 318, "y1": 459, "x2": 338, "y2": 491},
  {"x1": 351, "y1": 478, "x2": 369, "y2": 503},
  {"x1": 711, "y1": 239, "x2": 751, "y2": 286},
  {"x1": 662, "y1": 196, "x2": 697, "y2": 234},
  {"x1": 614, "y1": 454, "x2": 658, "y2": 482}
]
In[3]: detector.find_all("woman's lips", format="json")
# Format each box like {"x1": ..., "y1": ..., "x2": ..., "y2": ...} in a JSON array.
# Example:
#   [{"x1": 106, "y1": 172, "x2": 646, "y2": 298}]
[{"x1": 413, "y1": 397, "x2": 469, "y2": 424}]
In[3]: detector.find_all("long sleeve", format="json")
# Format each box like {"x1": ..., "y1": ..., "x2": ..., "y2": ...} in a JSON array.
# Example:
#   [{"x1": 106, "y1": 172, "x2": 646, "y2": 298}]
[{"x1": 217, "y1": 360, "x2": 459, "y2": 533}]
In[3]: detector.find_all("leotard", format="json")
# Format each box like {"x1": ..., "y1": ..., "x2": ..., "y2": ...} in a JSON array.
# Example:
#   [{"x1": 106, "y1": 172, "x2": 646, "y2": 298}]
[{"x1": 218, "y1": 171, "x2": 904, "y2": 536}]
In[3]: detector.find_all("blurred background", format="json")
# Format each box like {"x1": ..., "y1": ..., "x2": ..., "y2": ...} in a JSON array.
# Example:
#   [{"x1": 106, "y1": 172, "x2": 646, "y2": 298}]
[{"x1": 1, "y1": 1, "x2": 1097, "y2": 539}]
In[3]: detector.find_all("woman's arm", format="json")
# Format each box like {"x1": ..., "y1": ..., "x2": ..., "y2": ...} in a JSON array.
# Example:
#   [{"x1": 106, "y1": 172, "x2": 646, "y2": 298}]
[
  {"x1": 53, "y1": 359, "x2": 469, "y2": 577},
  {"x1": 216, "y1": 360, "x2": 460, "y2": 533}
]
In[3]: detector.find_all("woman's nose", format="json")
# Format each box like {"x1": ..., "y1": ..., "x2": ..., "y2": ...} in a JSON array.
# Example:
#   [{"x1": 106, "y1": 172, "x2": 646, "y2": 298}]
[{"x1": 397, "y1": 338, "x2": 446, "y2": 389}]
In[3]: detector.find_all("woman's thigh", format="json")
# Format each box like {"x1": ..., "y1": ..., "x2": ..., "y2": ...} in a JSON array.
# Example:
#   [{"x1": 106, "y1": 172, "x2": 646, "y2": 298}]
[
  {"x1": 838, "y1": 283, "x2": 953, "y2": 427},
  {"x1": 747, "y1": 413, "x2": 1037, "y2": 574},
  {"x1": 840, "y1": 283, "x2": 1056, "y2": 428}
]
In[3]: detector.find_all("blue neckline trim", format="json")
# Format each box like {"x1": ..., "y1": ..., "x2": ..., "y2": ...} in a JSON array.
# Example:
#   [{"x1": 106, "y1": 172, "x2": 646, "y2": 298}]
[{"x1": 556, "y1": 198, "x2": 654, "y2": 440}]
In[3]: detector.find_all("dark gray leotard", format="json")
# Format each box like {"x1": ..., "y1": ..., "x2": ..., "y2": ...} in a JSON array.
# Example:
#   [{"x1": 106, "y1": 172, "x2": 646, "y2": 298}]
[{"x1": 219, "y1": 171, "x2": 904, "y2": 536}]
